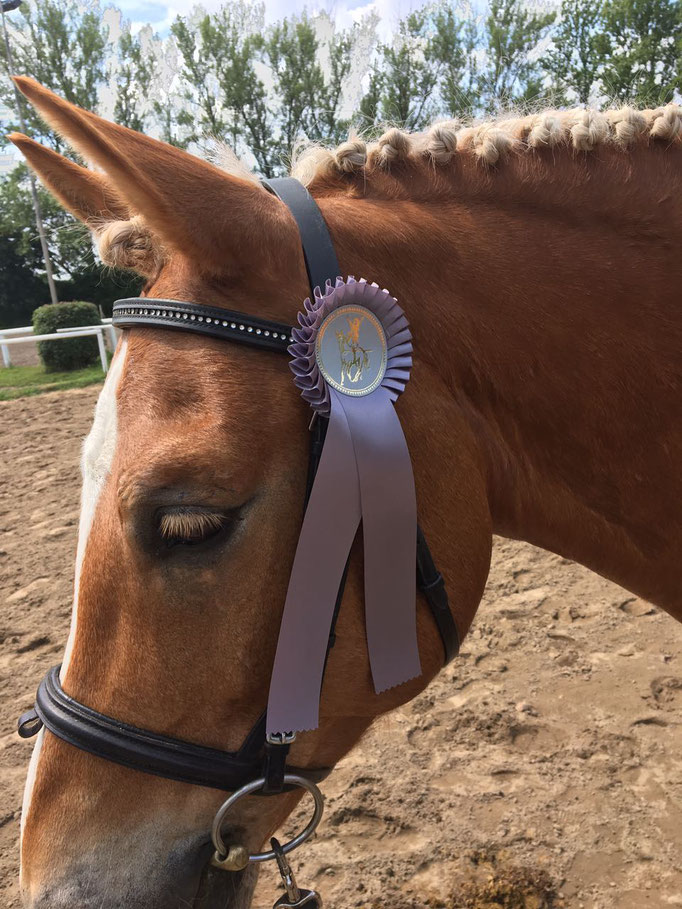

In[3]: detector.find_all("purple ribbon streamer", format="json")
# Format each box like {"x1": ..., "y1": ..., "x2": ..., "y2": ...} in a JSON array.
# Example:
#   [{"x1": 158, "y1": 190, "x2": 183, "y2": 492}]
[
  {"x1": 266, "y1": 386, "x2": 420, "y2": 736},
  {"x1": 266, "y1": 396, "x2": 361, "y2": 735},
  {"x1": 335, "y1": 387, "x2": 420, "y2": 694}
]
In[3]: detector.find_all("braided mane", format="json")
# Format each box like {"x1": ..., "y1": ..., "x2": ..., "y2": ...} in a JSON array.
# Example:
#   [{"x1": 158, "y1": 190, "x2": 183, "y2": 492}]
[{"x1": 290, "y1": 104, "x2": 682, "y2": 187}]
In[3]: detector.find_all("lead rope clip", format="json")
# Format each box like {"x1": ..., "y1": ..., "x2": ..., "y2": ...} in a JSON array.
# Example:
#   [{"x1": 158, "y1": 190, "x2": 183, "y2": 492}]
[{"x1": 271, "y1": 837, "x2": 322, "y2": 908}]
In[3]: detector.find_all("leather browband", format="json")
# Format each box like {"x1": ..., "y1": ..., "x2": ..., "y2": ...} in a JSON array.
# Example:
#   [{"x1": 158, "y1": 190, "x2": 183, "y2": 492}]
[
  {"x1": 18, "y1": 667, "x2": 330, "y2": 791},
  {"x1": 111, "y1": 299, "x2": 292, "y2": 352}
]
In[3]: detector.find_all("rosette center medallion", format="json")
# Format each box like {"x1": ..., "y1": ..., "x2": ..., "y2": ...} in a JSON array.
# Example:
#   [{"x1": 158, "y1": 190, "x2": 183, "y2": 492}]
[{"x1": 315, "y1": 305, "x2": 387, "y2": 396}]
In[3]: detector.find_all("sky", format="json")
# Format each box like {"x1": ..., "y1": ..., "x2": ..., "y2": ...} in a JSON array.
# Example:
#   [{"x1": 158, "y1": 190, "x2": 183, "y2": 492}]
[{"x1": 115, "y1": 0, "x2": 433, "y2": 37}]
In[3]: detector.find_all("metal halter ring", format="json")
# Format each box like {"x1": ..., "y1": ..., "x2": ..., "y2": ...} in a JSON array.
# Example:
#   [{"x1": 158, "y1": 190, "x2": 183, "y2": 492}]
[{"x1": 211, "y1": 774, "x2": 324, "y2": 865}]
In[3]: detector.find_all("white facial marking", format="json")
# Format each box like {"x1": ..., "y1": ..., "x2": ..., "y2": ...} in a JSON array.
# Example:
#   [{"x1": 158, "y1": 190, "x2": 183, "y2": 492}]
[
  {"x1": 20, "y1": 727, "x2": 44, "y2": 840},
  {"x1": 20, "y1": 337, "x2": 129, "y2": 860},
  {"x1": 20, "y1": 336, "x2": 129, "y2": 865},
  {"x1": 61, "y1": 335, "x2": 128, "y2": 680}
]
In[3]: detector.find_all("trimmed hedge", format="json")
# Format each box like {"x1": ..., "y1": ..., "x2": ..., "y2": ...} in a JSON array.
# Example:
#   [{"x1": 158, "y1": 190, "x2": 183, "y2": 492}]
[{"x1": 32, "y1": 301, "x2": 102, "y2": 372}]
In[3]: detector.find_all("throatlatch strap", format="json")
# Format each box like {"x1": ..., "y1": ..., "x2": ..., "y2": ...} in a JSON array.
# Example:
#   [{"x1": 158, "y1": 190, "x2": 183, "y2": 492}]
[{"x1": 416, "y1": 527, "x2": 459, "y2": 664}]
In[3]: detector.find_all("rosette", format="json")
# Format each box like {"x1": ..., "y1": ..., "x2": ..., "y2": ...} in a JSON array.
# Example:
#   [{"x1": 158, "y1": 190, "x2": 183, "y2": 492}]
[{"x1": 267, "y1": 277, "x2": 422, "y2": 736}]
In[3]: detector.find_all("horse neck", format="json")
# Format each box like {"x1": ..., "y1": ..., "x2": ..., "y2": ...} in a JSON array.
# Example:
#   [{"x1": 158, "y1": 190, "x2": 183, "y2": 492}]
[{"x1": 319, "y1": 145, "x2": 682, "y2": 615}]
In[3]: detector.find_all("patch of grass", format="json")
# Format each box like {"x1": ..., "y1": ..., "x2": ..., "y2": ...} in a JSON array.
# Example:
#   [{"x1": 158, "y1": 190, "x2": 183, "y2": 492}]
[{"x1": 0, "y1": 361, "x2": 108, "y2": 400}]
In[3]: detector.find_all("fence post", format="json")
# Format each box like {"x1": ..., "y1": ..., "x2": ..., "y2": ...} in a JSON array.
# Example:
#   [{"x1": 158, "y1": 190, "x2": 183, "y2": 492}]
[
  {"x1": 106, "y1": 324, "x2": 117, "y2": 351},
  {"x1": 96, "y1": 328, "x2": 108, "y2": 374},
  {"x1": 0, "y1": 332, "x2": 11, "y2": 368}
]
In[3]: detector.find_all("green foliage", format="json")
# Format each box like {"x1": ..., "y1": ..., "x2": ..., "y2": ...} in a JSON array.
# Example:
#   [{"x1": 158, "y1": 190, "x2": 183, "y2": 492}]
[
  {"x1": 1, "y1": 165, "x2": 90, "y2": 277},
  {"x1": 598, "y1": 0, "x2": 682, "y2": 104},
  {"x1": 172, "y1": 7, "x2": 272, "y2": 167},
  {"x1": 0, "y1": 235, "x2": 50, "y2": 328},
  {"x1": 480, "y1": 0, "x2": 556, "y2": 111},
  {"x1": 170, "y1": 10, "x2": 355, "y2": 173},
  {"x1": 0, "y1": 0, "x2": 107, "y2": 151},
  {"x1": 359, "y1": 0, "x2": 558, "y2": 128},
  {"x1": 32, "y1": 300, "x2": 101, "y2": 371},
  {"x1": 361, "y1": 7, "x2": 480, "y2": 128},
  {"x1": 368, "y1": 12, "x2": 441, "y2": 128},
  {"x1": 433, "y1": 8, "x2": 480, "y2": 118},
  {"x1": 0, "y1": 167, "x2": 142, "y2": 328},
  {"x1": 263, "y1": 16, "x2": 353, "y2": 149},
  {"x1": 543, "y1": 0, "x2": 607, "y2": 105},
  {"x1": 114, "y1": 31, "x2": 156, "y2": 132}
]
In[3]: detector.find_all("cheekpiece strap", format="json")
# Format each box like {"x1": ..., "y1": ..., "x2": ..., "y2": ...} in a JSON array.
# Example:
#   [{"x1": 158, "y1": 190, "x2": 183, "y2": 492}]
[{"x1": 262, "y1": 177, "x2": 341, "y2": 293}]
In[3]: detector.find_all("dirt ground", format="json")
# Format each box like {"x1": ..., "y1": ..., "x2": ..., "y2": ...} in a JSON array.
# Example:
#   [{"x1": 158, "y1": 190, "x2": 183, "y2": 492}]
[
  {"x1": 1, "y1": 335, "x2": 41, "y2": 368},
  {"x1": 1, "y1": 387, "x2": 681, "y2": 909}
]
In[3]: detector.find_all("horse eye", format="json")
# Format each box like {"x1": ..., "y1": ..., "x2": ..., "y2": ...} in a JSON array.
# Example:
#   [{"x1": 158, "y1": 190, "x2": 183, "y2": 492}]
[{"x1": 157, "y1": 509, "x2": 227, "y2": 547}]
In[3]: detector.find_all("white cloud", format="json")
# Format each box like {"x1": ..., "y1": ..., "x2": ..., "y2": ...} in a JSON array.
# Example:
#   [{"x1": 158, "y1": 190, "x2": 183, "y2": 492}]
[{"x1": 121, "y1": 0, "x2": 432, "y2": 35}]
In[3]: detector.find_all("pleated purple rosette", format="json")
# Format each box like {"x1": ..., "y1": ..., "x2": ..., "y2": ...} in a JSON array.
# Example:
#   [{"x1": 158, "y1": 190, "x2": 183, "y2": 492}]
[{"x1": 266, "y1": 277, "x2": 421, "y2": 736}]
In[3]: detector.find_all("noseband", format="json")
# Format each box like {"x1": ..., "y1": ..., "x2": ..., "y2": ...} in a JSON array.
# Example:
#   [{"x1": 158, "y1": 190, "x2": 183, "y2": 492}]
[{"x1": 18, "y1": 177, "x2": 458, "y2": 852}]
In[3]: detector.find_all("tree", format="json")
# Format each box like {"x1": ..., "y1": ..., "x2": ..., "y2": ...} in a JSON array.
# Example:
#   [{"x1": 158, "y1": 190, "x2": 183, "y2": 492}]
[
  {"x1": 0, "y1": 234, "x2": 49, "y2": 327},
  {"x1": 543, "y1": 0, "x2": 606, "y2": 105},
  {"x1": 114, "y1": 30, "x2": 156, "y2": 132},
  {"x1": 598, "y1": 0, "x2": 682, "y2": 104},
  {"x1": 2, "y1": 0, "x2": 681, "y2": 331},
  {"x1": 0, "y1": 0, "x2": 107, "y2": 151},
  {"x1": 262, "y1": 15, "x2": 354, "y2": 161},
  {"x1": 172, "y1": 7, "x2": 273, "y2": 168},
  {"x1": 479, "y1": 0, "x2": 556, "y2": 111},
  {"x1": 0, "y1": 167, "x2": 141, "y2": 327},
  {"x1": 361, "y1": 9, "x2": 454, "y2": 130},
  {"x1": 433, "y1": 6, "x2": 481, "y2": 118},
  {"x1": 172, "y1": 10, "x2": 358, "y2": 174},
  {"x1": 375, "y1": 11, "x2": 441, "y2": 128}
]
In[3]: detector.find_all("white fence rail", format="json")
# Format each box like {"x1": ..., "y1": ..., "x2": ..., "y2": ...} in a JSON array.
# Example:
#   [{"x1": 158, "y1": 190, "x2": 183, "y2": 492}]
[
  {"x1": 56, "y1": 321, "x2": 118, "y2": 350},
  {"x1": 0, "y1": 319, "x2": 117, "y2": 369},
  {"x1": 0, "y1": 327, "x2": 108, "y2": 374}
]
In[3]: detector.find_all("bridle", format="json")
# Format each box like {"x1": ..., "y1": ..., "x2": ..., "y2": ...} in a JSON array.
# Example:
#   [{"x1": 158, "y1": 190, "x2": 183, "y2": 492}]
[{"x1": 18, "y1": 177, "x2": 458, "y2": 872}]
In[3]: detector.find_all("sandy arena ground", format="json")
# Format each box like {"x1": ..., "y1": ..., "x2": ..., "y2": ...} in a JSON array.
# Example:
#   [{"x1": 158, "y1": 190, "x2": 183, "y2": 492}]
[{"x1": 1, "y1": 386, "x2": 681, "y2": 908}]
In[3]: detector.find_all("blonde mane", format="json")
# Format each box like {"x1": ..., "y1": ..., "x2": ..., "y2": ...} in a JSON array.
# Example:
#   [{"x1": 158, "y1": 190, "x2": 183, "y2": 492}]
[{"x1": 291, "y1": 104, "x2": 682, "y2": 185}]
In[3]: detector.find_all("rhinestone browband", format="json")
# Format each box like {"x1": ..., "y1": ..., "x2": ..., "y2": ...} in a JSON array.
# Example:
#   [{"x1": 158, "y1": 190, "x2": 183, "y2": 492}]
[{"x1": 112, "y1": 298, "x2": 293, "y2": 353}]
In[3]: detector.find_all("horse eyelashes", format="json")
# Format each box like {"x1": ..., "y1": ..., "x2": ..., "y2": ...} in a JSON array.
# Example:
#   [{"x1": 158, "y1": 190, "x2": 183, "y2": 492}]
[{"x1": 158, "y1": 510, "x2": 226, "y2": 545}]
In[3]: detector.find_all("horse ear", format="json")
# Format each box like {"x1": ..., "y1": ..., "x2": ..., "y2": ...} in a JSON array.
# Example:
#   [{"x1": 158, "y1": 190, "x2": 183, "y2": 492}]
[
  {"x1": 8, "y1": 133, "x2": 130, "y2": 223},
  {"x1": 12, "y1": 77, "x2": 292, "y2": 276}
]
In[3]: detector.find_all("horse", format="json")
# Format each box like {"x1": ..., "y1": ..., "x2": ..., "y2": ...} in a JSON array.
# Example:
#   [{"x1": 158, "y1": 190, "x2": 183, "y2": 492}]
[
  {"x1": 10, "y1": 77, "x2": 681, "y2": 908},
  {"x1": 335, "y1": 316, "x2": 372, "y2": 387}
]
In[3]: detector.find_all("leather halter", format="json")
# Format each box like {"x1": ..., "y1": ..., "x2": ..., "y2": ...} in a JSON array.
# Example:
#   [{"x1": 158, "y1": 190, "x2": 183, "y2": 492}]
[{"x1": 18, "y1": 177, "x2": 458, "y2": 794}]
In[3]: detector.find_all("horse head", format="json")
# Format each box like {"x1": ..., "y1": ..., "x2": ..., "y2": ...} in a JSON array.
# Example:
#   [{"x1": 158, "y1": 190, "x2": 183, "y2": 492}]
[{"x1": 12, "y1": 78, "x2": 491, "y2": 908}]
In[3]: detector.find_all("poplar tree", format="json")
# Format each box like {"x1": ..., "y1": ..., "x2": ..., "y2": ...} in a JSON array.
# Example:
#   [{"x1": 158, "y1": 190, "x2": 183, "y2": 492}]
[
  {"x1": 432, "y1": 6, "x2": 481, "y2": 118},
  {"x1": 372, "y1": 11, "x2": 443, "y2": 128},
  {"x1": 260, "y1": 16, "x2": 354, "y2": 164},
  {"x1": 543, "y1": 0, "x2": 606, "y2": 105},
  {"x1": 479, "y1": 0, "x2": 556, "y2": 110},
  {"x1": 114, "y1": 31, "x2": 155, "y2": 132},
  {"x1": 598, "y1": 0, "x2": 682, "y2": 104},
  {"x1": 0, "y1": 0, "x2": 107, "y2": 150}
]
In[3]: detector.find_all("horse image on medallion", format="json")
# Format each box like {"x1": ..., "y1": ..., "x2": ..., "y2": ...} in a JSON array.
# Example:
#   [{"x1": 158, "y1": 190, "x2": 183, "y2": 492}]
[{"x1": 335, "y1": 316, "x2": 372, "y2": 386}]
